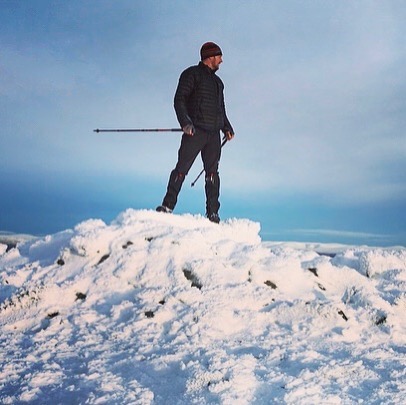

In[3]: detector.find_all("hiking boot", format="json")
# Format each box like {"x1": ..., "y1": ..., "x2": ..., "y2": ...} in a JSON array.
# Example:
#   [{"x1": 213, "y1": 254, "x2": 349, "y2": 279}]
[
  {"x1": 156, "y1": 205, "x2": 173, "y2": 214},
  {"x1": 207, "y1": 212, "x2": 220, "y2": 224}
]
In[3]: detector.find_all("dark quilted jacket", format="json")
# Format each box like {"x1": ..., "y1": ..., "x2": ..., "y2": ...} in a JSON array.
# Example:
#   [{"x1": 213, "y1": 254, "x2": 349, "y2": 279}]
[{"x1": 174, "y1": 62, "x2": 233, "y2": 134}]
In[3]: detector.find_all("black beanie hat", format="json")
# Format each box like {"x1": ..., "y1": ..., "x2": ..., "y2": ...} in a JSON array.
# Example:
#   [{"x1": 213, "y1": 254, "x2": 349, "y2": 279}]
[{"x1": 200, "y1": 42, "x2": 222, "y2": 61}]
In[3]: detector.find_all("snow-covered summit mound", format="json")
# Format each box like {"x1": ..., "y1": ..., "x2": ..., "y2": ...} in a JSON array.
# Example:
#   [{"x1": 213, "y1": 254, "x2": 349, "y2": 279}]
[{"x1": 1, "y1": 209, "x2": 405, "y2": 404}]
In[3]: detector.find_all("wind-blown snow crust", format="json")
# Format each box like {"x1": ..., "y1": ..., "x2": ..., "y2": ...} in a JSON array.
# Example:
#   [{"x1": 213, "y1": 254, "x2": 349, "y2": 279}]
[{"x1": 0, "y1": 209, "x2": 405, "y2": 404}]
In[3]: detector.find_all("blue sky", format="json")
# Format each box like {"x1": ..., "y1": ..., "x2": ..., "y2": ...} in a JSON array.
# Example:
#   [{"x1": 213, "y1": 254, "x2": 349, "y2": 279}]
[{"x1": 1, "y1": 0, "x2": 405, "y2": 246}]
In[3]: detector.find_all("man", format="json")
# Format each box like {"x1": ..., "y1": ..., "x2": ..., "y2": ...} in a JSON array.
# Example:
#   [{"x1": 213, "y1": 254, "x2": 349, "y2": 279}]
[{"x1": 156, "y1": 42, "x2": 234, "y2": 223}]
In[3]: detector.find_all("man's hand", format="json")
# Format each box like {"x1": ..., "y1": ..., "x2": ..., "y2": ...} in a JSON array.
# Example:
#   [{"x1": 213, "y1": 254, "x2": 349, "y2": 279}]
[
  {"x1": 225, "y1": 131, "x2": 234, "y2": 141},
  {"x1": 183, "y1": 124, "x2": 195, "y2": 136}
]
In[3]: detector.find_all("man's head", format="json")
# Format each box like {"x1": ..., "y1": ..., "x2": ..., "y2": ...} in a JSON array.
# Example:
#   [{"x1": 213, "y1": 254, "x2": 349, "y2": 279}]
[
  {"x1": 200, "y1": 42, "x2": 222, "y2": 60},
  {"x1": 200, "y1": 42, "x2": 223, "y2": 71}
]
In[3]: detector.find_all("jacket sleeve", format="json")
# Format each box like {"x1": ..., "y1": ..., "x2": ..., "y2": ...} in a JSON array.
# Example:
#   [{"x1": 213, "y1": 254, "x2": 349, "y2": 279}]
[
  {"x1": 221, "y1": 97, "x2": 234, "y2": 135},
  {"x1": 174, "y1": 68, "x2": 195, "y2": 129}
]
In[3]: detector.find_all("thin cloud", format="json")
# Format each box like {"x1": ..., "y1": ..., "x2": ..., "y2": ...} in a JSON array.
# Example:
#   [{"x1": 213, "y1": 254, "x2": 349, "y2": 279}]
[
  {"x1": 291, "y1": 228, "x2": 393, "y2": 242},
  {"x1": 222, "y1": 2, "x2": 406, "y2": 205}
]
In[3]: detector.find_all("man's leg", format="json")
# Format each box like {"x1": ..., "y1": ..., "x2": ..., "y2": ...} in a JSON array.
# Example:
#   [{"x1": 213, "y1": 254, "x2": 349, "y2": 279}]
[
  {"x1": 205, "y1": 172, "x2": 220, "y2": 221},
  {"x1": 161, "y1": 169, "x2": 185, "y2": 211},
  {"x1": 160, "y1": 132, "x2": 206, "y2": 211},
  {"x1": 202, "y1": 132, "x2": 221, "y2": 219}
]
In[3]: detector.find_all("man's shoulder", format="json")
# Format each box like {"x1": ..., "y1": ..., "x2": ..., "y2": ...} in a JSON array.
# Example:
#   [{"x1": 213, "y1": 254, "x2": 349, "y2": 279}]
[
  {"x1": 179, "y1": 64, "x2": 206, "y2": 84},
  {"x1": 181, "y1": 63, "x2": 202, "y2": 75}
]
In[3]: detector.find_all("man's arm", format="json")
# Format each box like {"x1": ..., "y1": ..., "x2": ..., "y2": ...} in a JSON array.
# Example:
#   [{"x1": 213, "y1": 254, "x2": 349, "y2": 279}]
[
  {"x1": 174, "y1": 69, "x2": 195, "y2": 132},
  {"x1": 222, "y1": 98, "x2": 234, "y2": 140}
]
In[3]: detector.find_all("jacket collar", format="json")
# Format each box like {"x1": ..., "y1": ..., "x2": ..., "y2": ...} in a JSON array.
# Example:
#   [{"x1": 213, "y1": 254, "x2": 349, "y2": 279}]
[{"x1": 198, "y1": 61, "x2": 216, "y2": 74}]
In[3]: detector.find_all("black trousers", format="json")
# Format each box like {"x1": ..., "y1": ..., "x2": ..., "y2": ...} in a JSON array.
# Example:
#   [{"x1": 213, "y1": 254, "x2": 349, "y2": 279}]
[{"x1": 162, "y1": 129, "x2": 221, "y2": 215}]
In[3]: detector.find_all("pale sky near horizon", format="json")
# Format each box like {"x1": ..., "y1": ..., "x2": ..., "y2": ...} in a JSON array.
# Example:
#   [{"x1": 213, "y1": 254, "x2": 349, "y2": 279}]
[{"x1": 1, "y1": 1, "x2": 405, "y2": 246}]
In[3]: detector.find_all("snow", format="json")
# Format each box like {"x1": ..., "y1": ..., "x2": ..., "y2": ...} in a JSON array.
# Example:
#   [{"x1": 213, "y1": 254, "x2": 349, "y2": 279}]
[{"x1": 0, "y1": 209, "x2": 405, "y2": 404}]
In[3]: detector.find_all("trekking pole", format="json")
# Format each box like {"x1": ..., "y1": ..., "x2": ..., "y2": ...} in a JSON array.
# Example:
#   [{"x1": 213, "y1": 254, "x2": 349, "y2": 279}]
[
  {"x1": 191, "y1": 137, "x2": 228, "y2": 187},
  {"x1": 93, "y1": 128, "x2": 182, "y2": 133}
]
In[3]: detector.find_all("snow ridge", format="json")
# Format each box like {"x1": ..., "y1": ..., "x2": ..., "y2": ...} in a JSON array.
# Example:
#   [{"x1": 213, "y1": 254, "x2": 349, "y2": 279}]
[{"x1": 0, "y1": 209, "x2": 405, "y2": 404}]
